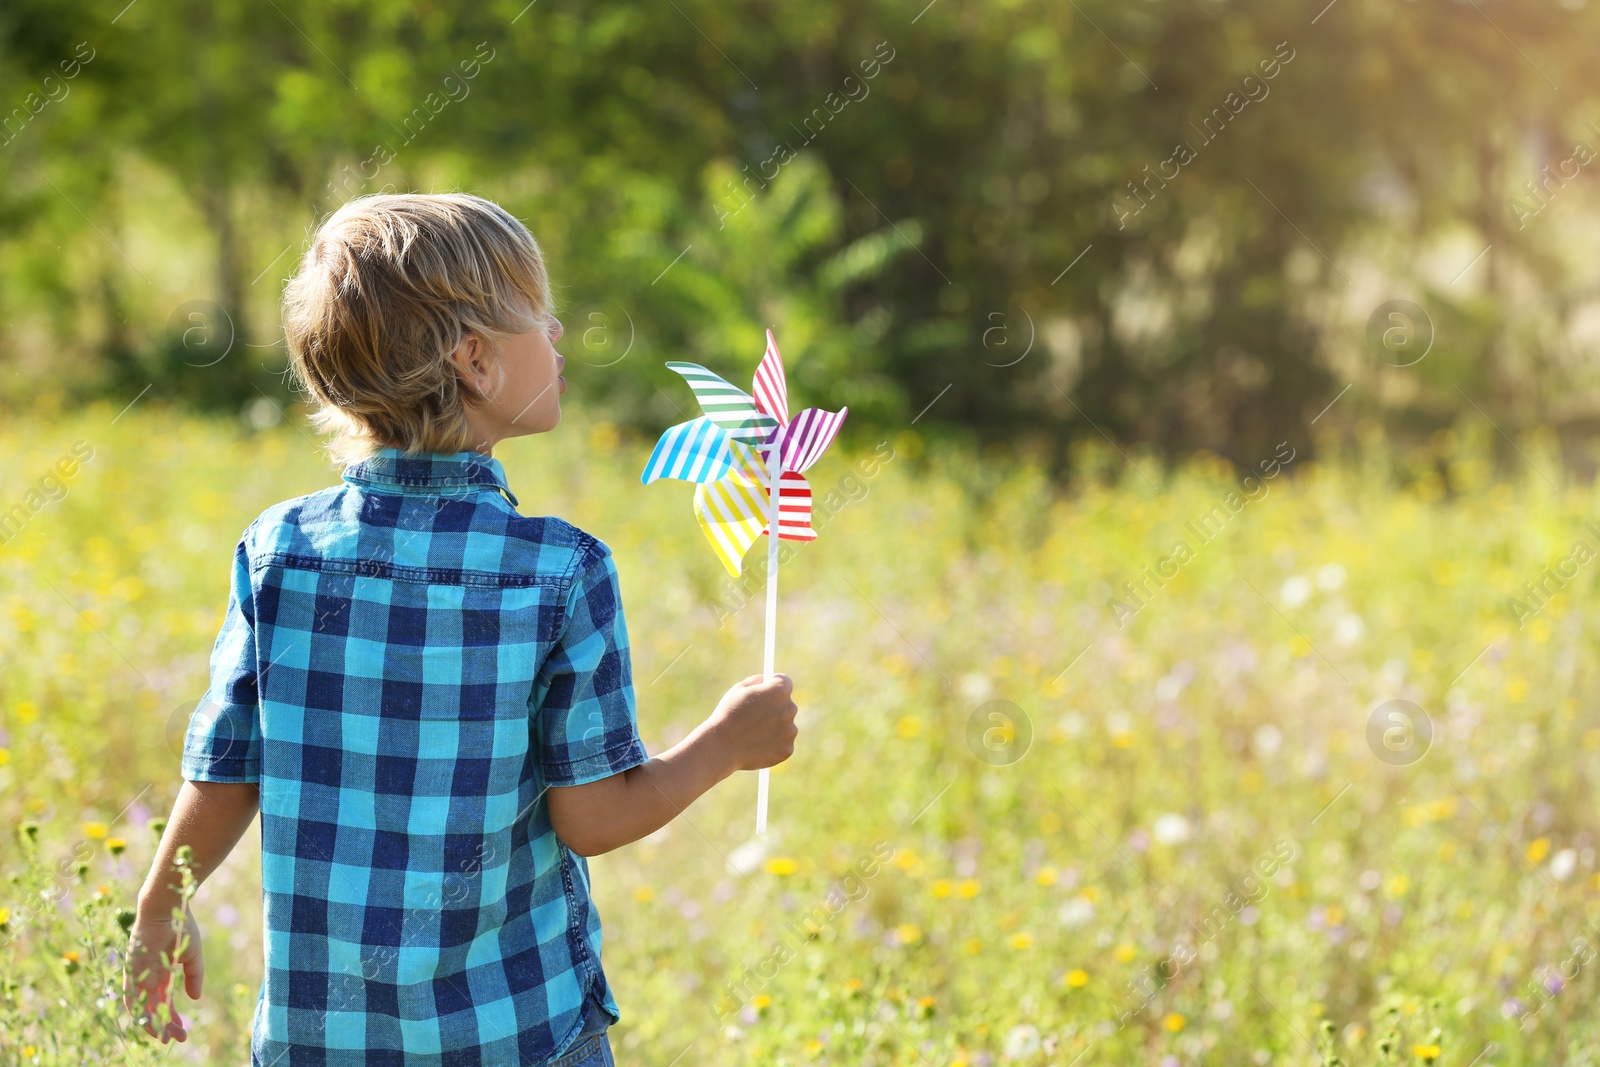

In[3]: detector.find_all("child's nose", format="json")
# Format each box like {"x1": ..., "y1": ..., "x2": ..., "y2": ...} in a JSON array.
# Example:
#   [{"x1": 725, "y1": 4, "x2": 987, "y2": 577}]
[{"x1": 549, "y1": 317, "x2": 565, "y2": 343}]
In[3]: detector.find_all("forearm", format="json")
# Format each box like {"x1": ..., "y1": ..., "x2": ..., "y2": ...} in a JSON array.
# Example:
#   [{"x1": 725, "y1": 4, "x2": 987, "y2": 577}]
[
  {"x1": 137, "y1": 780, "x2": 260, "y2": 918},
  {"x1": 556, "y1": 722, "x2": 736, "y2": 856}
]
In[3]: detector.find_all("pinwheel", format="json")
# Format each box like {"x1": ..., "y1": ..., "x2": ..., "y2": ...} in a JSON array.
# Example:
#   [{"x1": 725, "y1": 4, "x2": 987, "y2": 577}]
[{"x1": 641, "y1": 329, "x2": 848, "y2": 833}]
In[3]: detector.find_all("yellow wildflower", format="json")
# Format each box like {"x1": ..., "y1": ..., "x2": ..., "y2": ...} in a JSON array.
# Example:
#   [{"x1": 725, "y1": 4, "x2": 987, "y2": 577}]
[
  {"x1": 632, "y1": 885, "x2": 654, "y2": 903},
  {"x1": 1525, "y1": 838, "x2": 1551, "y2": 864},
  {"x1": 931, "y1": 879, "x2": 954, "y2": 899},
  {"x1": 1163, "y1": 1013, "x2": 1185, "y2": 1032},
  {"x1": 1114, "y1": 943, "x2": 1136, "y2": 962},
  {"x1": 587, "y1": 422, "x2": 620, "y2": 453},
  {"x1": 957, "y1": 879, "x2": 981, "y2": 899},
  {"x1": 1008, "y1": 932, "x2": 1033, "y2": 950},
  {"x1": 896, "y1": 715, "x2": 923, "y2": 739},
  {"x1": 765, "y1": 857, "x2": 799, "y2": 877},
  {"x1": 82, "y1": 822, "x2": 108, "y2": 840},
  {"x1": 1413, "y1": 1045, "x2": 1441, "y2": 1062},
  {"x1": 896, "y1": 923, "x2": 923, "y2": 945},
  {"x1": 1065, "y1": 969, "x2": 1089, "y2": 988},
  {"x1": 1035, "y1": 866, "x2": 1059, "y2": 886}
]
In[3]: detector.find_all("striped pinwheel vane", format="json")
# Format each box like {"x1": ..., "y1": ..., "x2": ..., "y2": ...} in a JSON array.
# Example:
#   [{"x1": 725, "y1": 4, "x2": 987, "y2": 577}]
[
  {"x1": 641, "y1": 330, "x2": 848, "y2": 576},
  {"x1": 641, "y1": 329, "x2": 847, "y2": 833}
]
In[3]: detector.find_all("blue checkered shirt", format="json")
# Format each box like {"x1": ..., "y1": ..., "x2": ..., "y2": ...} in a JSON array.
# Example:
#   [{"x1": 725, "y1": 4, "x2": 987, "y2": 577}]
[{"x1": 182, "y1": 448, "x2": 650, "y2": 1066}]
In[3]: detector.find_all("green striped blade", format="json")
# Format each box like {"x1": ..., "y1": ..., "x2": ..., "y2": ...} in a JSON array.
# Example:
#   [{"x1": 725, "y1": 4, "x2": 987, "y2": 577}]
[{"x1": 667, "y1": 362, "x2": 778, "y2": 442}]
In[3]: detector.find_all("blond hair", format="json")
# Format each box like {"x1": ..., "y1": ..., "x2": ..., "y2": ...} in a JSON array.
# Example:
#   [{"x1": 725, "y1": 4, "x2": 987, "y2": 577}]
[{"x1": 283, "y1": 192, "x2": 552, "y2": 465}]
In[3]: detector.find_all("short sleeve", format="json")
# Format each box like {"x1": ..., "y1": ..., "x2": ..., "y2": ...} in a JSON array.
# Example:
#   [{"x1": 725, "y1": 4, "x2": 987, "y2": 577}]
[
  {"x1": 532, "y1": 541, "x2": 649, "y2": 787},
  {"x1": 181, "y1": 531, "x2": 263, "y2": 783}
]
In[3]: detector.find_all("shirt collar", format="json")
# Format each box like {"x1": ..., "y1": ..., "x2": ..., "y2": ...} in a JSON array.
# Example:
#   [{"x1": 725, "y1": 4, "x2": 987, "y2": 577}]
[{"x1": 342, "y1": 447, "x2": 519, "y2": 508}]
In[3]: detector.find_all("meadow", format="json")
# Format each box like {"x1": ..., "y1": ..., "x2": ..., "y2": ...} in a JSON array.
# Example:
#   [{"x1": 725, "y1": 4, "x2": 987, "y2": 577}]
[{"x1": 1, "y1": 402, "x2": 1597, "y2": 1065}]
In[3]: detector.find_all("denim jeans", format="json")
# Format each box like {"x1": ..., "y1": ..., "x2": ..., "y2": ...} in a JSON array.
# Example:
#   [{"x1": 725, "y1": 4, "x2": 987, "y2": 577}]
[{"x1": 546, "y1": 992, "x2": 615, "y2": 1067}]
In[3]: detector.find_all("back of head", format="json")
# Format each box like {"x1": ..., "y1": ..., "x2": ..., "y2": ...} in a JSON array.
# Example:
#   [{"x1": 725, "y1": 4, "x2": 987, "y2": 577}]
[{"x1": 283, "y1": 193, "x2": 551, "y2": 465}]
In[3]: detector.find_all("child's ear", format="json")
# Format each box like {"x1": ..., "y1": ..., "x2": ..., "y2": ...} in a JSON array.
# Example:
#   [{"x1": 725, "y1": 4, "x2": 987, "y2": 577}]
[{"x1": 449, "y1": 332, "x2": 491, "y2": 401}]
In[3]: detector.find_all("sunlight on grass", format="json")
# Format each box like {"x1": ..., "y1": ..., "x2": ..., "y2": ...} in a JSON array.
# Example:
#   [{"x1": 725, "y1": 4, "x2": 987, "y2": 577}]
[{"x1": 0, "y1": 406, "x2": 1595, "y2": 1063}]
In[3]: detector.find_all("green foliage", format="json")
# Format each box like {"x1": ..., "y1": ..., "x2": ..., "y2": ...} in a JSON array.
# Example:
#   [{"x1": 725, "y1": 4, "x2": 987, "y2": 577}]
[
  {"x1": 7, "y1": 1, "x2": 1600, "y2": 459},
  {"x1": 0, "y1": 819, "x2": 168, "y2": 1064}
]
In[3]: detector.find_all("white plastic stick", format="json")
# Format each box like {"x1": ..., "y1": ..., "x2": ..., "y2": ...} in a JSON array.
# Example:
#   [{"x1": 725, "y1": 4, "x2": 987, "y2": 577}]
[{"x1": 757, "y1": 437, "x2": 783, "y2": 835}]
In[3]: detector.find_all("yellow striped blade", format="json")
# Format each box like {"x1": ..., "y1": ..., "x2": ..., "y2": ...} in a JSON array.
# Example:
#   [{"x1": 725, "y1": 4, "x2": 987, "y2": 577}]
[{"x1": 694, "y1": 468, "x2": 768, "y2": 577}]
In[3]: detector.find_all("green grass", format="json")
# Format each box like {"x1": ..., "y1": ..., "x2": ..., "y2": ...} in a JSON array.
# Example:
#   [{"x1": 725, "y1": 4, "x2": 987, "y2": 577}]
[{"x1": 0, "y1": 405, "x2": 1596, "y2": 1064}]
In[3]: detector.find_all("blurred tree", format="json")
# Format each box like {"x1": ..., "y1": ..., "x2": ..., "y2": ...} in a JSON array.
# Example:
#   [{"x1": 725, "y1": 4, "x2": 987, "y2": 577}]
[{"x1": 2, "y1": 0, "x2": 1599, "y2": 468}]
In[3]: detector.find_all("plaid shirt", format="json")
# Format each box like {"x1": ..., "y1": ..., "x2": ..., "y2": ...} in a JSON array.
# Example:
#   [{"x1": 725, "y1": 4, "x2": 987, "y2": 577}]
[{"x1": 182, "y1": 448, "x2": 649, "y2": 1066}]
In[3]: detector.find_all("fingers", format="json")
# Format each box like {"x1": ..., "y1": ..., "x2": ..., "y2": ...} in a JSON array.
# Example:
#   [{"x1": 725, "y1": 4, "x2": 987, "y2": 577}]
[
  {"x1": 139, "y1": 991, "x2": 186, "y2": 1044},
  {"x1": 128, "y1": 980, "x2": 166, "y2": 1040},
  {"x1": 776, "y1": 719, "x2": 799, "y2": 764},
  {"x1": 180, "y1": 918, "x2": 205, "y2": 1001},
  {"x1": 741, "y1": 672, "x2": 792, "y2": 693},
  {"x1": 124, "y1": 958, "x2": 164, "y2": 1039},
  {"x1": 183, "y1": 949, "x2": 204, "y2": 1001},
  {"x1": 124, "y1": 929, "x2": 200, "y2": 1044}
]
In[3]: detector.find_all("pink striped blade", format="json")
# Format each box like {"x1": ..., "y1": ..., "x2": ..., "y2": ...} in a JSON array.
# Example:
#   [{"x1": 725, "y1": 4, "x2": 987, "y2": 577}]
[{"x1": 752, "y1": 329, "x2": 790, "y2": 428}]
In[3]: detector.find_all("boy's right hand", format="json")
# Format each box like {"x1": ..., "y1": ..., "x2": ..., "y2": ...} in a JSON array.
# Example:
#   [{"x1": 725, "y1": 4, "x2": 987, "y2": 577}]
[{"x1": 708, "y1": 674, "x2": 798, "y2": 771}]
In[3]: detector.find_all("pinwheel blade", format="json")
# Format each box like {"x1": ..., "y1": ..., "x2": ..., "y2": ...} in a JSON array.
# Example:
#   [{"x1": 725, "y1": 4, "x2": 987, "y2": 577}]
[
  {"x1": 771, "y1": 405, "x2": 848, "y2": 474},
  {"x1": 765, "y1": 470, "x2": 817, "y2": 542},
  {"x1": 726, "y1": 438, "x2": 770, "y2": 483},
  {"x1": 641, "y1": 416, "x2": 735, "y2": 484},
  {"x1": 752, "y1": 329, "x2": 790, "y2": 427},
  {"x1": 728, "y1": 440, "x2": 817, "y2": 543},
  {"x1": 693, "y1": 469, "x2": 768, "y2": 577},
  {"x1": 667, "y1": 362, "x2": 779, "y2": 442},
  {"x1": 653, "y1": 337, "x2": 839, "y2": 580}
]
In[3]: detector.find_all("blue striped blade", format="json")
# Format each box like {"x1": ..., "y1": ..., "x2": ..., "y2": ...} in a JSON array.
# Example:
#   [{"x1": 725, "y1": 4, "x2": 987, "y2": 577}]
[{"x1": 640, "y1": 416, "x2": 736, "y2": 484}]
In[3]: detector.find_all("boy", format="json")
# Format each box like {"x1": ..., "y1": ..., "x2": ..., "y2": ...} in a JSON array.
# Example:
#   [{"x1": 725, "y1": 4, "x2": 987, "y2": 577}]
[{"x1": 125, "y1": 193, "x2": 799, "y2": 1065}]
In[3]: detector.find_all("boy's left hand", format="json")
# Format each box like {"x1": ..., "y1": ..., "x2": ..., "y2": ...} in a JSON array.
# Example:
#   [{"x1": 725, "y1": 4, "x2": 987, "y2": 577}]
[{"x1": 123, "y1": 910, "x2": 203, "y2": 1043}]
